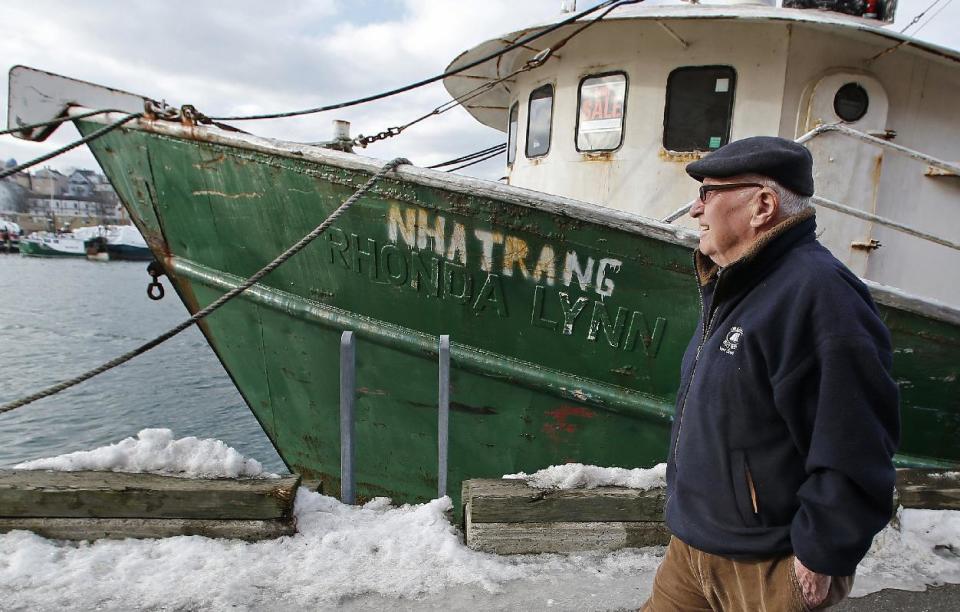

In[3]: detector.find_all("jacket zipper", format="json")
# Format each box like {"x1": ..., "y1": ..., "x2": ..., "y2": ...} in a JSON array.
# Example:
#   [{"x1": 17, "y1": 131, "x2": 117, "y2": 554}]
[{"x1": 672, "y1": 267, "x2": 721, "y2": 467}]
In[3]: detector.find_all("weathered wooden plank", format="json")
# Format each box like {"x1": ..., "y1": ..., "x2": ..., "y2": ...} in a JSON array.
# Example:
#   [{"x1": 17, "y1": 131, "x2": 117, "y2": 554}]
[
  {"x1": 462, "y1": 470, "x2": 960, "y2": 555},
  {"x1": 0, "y1": 470, "x2": 300, "y2": 520},
  {"x1": 0, "y1": 517, "x2": 295, "y2": 541},
  {"x1": 895, "y1": 469, "x2": 960, "y2": 511},
  {"x1": 463, "y1": 479, "x2": 665, "y2": 524},
  {"x1": 465, "y1": 470, "x2": 960, "y2": 525},
  {"x1": 465, "y1": 521, "x2": 671, "y2": 554}
]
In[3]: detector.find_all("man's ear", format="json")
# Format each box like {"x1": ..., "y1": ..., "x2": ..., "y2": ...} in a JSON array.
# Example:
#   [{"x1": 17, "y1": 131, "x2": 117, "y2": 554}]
[{"x1": 751, "y1": 189, "x2": 779, "y2": 228}]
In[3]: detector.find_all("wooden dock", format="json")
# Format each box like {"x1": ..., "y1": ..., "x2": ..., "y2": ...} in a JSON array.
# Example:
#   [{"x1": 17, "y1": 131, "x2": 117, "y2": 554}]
[
  {"x1": 463, "y1": 468, "x2": 960, "y2": 554},
  {"x1": 0, "y1": 470, "x2": 300, "y2": 541}
]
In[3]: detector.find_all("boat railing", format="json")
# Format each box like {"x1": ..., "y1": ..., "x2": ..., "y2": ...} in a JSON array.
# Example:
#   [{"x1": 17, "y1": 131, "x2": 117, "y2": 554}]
[
  {"x1": 661, "y1": 124, "x2": 960, "y2": 253},
  {"x1": 338, "y1": 330, "x2": 452, "y2": 503}
]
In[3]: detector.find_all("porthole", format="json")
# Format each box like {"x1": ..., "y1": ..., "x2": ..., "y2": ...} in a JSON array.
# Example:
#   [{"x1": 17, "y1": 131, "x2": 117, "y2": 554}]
[{"x1": 833, "y1": 83, "x2": 869, "y2": 122}]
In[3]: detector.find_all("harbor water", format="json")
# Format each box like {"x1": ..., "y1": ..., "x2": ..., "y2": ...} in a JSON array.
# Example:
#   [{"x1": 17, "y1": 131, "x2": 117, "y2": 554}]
[{"x1": 0, "y1": 254, "x2": 285, "y2": 472}]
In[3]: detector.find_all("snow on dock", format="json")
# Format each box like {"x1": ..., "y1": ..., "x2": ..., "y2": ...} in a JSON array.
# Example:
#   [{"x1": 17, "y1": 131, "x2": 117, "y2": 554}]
[
  {"x1": 13, "y1": 428, "x2": 275, "y2": 478},
  {"x1": 0, "y1": 431, "x2": 958, "y2": 610},
  {"x1": 503, "y1": 462, "x2": 667, "y2": 491}
]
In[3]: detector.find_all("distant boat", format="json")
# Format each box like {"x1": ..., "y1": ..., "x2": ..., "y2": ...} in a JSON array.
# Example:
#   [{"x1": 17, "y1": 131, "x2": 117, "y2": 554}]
[
  {"x1": 103, "y1": 224, "x2": 151, "y2": 261},
  {"x1": 0, "y1": 220, "x2": 19, "y2": 253},
  {"x1": 72, "y1": 225, "x2": 152, "y2": 261},
  {"x1": 18, "y1": 232, "x2": 86, "y2": 257}
]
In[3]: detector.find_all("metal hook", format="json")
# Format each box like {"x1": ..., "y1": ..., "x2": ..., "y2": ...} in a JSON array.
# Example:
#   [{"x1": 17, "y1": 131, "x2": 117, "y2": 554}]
[
  {"x1": 146, "y1": 260, "x2": 167, "y2": 301},
  {"x1": 147, "y1": 281, "x2": 165, "y2": 301}
]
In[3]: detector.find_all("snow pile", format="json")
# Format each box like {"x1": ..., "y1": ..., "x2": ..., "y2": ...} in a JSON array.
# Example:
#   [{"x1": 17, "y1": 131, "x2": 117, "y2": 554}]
[
  {"x1": 1, "y1": 487, "x2": 957, "y2": 610},
  {"x1": 929, "y1": 471, "x2": 960, "y2": 480},
  {"x1": 2, "y1": 437, "x2": 959, "y2": 609},
  {"x1": 0, "y1": 487, "x2": 664, "y2": 609},
  {"x1": 852, "y1": 508, "x2": 960, "y2": 595},
  {"x1": 14, "y1": 428, "x2": 274, "y2": 478},
  {"x1": 504, "y1": 462, "x2": 667, "y2": 491}
]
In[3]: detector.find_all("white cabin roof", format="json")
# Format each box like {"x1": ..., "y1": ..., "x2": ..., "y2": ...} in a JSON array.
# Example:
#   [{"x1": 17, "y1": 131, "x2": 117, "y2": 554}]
[{"x1": 444, "y1": 4, "x2": 960, "y2": 132}]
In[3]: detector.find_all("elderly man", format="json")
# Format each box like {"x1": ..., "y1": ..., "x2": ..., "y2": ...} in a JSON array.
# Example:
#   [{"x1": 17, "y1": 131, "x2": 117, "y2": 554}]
[{"x1": 643, "y1": 137, "x2": 900, "y2": 611}]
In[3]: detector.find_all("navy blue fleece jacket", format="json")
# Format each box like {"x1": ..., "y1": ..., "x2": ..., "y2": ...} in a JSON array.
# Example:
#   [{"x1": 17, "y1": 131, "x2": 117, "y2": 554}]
[{"x1": 665, "y1": 210, "x2": 900, "y2": 577}]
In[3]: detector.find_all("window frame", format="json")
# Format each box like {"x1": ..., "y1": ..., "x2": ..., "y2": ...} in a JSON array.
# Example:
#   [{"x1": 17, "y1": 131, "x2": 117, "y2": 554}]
[
  {"x1": 507, "y1": 102, "x2": 519, "y2": 166},
  {"x1": 525, "y1": 82, "x2": 555, "y2": 159},
  {"x1": 575, "y1": 71, "x2": 629, "y2": 153},
  {"x1": 662, "y1": 65, "x2": 737, "y2": 153}
]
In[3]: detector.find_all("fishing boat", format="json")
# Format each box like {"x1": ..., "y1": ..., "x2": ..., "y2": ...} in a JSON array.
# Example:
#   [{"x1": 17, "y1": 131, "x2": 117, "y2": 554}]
[
  {"x1": 0, "y1": 220, "x2": 19, "y2": 253},
  {"x1": 18, "y1": 232, "x2": 87, "y2": 257},
  {"x1": 102, "y1": 224, "x2": 151, "y2": 261},
  {"x1": 6, "y1": 0, "x2": 959, "y2": 510},
  {"x1": 73, "y1": 224, "x2": 152, "y2": 261}
]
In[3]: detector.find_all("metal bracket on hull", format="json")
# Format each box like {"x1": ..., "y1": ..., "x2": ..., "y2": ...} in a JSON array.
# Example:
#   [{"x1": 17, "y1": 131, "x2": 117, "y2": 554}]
[{"x1": 6, "y1": 65, "x2": 147, "y2": 141}]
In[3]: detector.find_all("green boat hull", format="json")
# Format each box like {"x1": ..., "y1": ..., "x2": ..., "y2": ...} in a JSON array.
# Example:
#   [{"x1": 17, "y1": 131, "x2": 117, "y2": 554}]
[{"x1": 78, "y1": 120, "x2": 960, "y2": 510}]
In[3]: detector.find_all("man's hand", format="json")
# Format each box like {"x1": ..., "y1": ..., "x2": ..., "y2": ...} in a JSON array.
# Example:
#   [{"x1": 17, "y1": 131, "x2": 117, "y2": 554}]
[{"x1": 794, "y1": 557, "x2": 831, "y2": 609}]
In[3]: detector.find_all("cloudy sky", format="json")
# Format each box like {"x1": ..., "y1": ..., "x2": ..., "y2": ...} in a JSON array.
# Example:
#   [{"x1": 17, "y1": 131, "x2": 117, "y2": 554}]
[{"x1": 2, "y1": 0, "x2": 958, "y2": 181}]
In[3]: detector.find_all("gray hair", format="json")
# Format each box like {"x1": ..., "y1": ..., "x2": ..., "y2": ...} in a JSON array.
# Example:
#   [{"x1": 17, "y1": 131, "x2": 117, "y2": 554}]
[{"x1": 741, "y1": 173, "x2": 811, "y2": 218}]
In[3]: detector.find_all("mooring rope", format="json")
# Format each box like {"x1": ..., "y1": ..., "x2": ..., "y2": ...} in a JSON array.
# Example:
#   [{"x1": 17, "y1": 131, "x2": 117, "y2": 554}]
[
  {"x1": 0, "y1": 157, "x2": 409, "y2": 415},
  {"x1": 445, "y1": 148, "x2": 506, "y2": 172},
  {"x1": 428, "y1": 143, "x2": 506, "y2": 170},
  {"x1": 0, "y1": 113, "x2": 141, "y2": 181},
  {"x1": 0, "y1": 108, "x2": 130, "y2": 138}
]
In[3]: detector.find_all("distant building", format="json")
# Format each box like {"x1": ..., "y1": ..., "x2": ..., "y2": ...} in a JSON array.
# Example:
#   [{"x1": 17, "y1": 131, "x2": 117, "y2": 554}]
[
  {"x1": 3, "y1": 159, "x2": 32, "y2": 191},
  {"x1": 30, "y1": 167, "x2": 68, "y2": 198},
  {"x1": 0, "y1": 160, "x2": 30, "y2": 214},
  {"x1": 19, "y1": 166, "x2": 128, "y2": 226},
  {"x1": 0, "y1": 180, "x2": 28, "y2": 215},
  {"x1": 67, "y1": 169, "x2": 101, "y2": 197}
]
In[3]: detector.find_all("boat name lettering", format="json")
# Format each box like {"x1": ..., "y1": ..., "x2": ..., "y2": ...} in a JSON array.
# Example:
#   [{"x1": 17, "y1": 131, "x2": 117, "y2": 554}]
[
  {"x1": 324, "y1": 227, "x2": 508, "y2": 317},
  {"x1": 387, "y1": 204, "x2": 621, "y2": 298},
  {"x1": 531, "y1": 285, "x2": 667, "y2": 356},
  {"x1": 322, "y1": 210, "x2": 663, "y2": 354}
]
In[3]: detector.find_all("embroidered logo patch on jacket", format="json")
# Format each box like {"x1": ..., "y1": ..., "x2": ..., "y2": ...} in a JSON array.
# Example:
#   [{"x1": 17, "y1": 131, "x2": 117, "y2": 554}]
[{"x1": 720, "y1": 326, "x2": 743, "y2": 355}]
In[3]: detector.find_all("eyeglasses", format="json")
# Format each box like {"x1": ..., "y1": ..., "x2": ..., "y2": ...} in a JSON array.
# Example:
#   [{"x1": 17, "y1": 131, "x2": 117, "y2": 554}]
[{"x1": 698, "y1": 182, "x2": 764, "y2": 203}]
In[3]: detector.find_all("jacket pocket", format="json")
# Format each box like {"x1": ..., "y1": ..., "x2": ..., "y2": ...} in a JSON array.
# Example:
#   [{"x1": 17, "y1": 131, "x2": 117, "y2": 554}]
[{"x1": 730, "y1": 449, "x2": 760, "y2": 526}]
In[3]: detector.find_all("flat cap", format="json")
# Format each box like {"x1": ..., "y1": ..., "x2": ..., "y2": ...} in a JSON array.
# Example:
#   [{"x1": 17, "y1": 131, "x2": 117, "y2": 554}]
[{"x1": 686, "y1": 136, "x2": 814, "y2": 196}]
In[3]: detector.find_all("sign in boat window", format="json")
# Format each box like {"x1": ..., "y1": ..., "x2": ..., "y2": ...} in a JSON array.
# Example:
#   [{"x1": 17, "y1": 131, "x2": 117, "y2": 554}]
[
  {"x1": 663, "y1": 66, "x2": 736, "y2": 152},
  {"x1": 507, "y1": 102, "x2": 519, "y2": 165},
  {"x1": 577, "y1": 72, "x2": 627, "y2": 152},
  {"x1": 526, "y1": 84, "x2": 554, "y2": 158}
]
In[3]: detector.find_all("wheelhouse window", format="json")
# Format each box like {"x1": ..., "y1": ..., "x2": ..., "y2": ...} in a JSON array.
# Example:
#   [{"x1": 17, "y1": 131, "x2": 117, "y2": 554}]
[
  {"x1": 663, "y1": 66, "x2": 736, "y2": 152},
  {"x1": 526, "y1": 84, "x2": 554, "y2": 158},
  {"x1": 507, "y1": 102, "x2": 519, "y2": 165},
  {"x1": 577, "y1": 72, "x2": 627, "y2": 152}
]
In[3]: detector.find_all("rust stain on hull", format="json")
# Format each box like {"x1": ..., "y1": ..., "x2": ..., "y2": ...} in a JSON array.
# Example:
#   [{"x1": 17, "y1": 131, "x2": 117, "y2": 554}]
[
  {"x1": 542, "y1": 405, "x2": 596, "y2": 442},
  {"x1": 659, "y1": 148, "x2": 708, "y2": 163},
  {"x1": 580, "y1": 151, "x2": 614, "y2": 162},
  {"x1": 192, "y1": 190, "x2": 262, "y2": 199},
  {"x1": 193, "y1": 154, "x2": 226, "y2": 170}
]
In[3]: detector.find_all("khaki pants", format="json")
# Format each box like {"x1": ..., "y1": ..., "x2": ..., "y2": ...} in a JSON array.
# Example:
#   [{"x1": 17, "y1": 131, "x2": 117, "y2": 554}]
[{"x1": 642, "y1": 537, "x2": 853, "y2": 611}]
